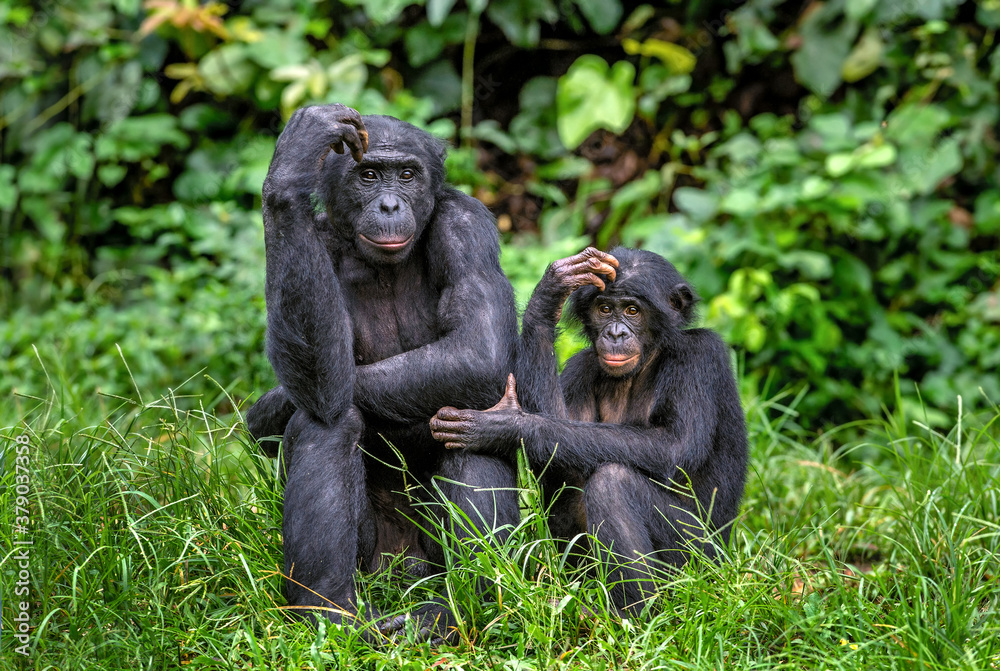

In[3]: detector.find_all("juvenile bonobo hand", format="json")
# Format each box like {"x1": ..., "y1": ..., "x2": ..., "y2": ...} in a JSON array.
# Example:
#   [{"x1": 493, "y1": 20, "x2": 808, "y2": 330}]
[
  {"x1": 527, "y1": 247, "x2": 620, "y2": 325},
  {"x1": 430, "y1": 374, "x2": 522, "y2": 452},
  {"x1": 549, "y1": 247, "x2": 619, "y2": 293}
]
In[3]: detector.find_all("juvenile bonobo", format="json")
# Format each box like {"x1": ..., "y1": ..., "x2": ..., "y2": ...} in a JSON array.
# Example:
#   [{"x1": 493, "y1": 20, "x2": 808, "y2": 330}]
[
  {"x1": 248, "y1": 104, "x2": 519, "y2": 637},
  {"x1": 430, "y1": 247, "x2": 748, "y2": 615}
]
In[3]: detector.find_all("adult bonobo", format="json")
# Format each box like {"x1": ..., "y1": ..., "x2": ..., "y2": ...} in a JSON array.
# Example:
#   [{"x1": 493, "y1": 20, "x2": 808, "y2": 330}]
[
  {"x1": 247, "y1": 104, "x2": 519, "y2": 636},
  {"x1": 430, "y1": 247, "x2": 748, "y2": 616}
]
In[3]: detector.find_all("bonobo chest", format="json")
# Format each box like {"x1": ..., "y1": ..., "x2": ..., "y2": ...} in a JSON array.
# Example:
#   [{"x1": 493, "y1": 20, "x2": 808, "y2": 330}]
[
  {"x1": 589, "y1": 361, "x2": 659, "y2": 426},
  {"x1": 337, "y1": 251, "x2": 441, "y2": 364}
]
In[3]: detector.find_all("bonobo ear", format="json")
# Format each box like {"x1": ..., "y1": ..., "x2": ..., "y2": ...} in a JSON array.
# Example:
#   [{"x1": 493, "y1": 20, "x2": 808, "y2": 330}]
[{"x1": 669, "y1": 282, "x2": 698, "y2": 325}]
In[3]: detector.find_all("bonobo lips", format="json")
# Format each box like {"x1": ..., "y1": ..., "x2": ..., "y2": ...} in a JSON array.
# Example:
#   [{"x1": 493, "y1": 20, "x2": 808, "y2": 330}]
[
  {"x1": 359, "y1": 233, "x2": 413, "y2": 252},
  {"x1": 601, "y1": 353, "x2": 640, "y2": 368}
]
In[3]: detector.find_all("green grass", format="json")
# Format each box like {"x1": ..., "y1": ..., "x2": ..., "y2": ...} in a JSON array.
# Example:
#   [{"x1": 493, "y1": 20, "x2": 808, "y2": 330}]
[{"x1": 2, "y1": 381, "x2": 999, "y2": 670}]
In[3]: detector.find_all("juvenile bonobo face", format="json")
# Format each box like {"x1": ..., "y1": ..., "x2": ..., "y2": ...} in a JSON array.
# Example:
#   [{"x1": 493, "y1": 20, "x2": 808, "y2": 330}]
[
  {"x1": 321, "y1": 115, "x2": 444, "y2": 266},
  {"x1": 589, "y1": 295, "x2": 650, "y2": 377}
]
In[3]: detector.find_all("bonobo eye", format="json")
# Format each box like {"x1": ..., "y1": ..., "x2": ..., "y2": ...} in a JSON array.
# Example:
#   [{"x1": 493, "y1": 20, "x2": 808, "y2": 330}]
[
  {"x1": 625, "y1": 305, "x2": 640, "y2": 317},
  {"x1": 360, "y1": 169, "x2": 378, "y2": 181},
  {"x1": 399, "y1": 169, "x2": 415, "y2": 181},
  {"x1": 598, "y1": 304, "x2": 612, "y2": 315}
]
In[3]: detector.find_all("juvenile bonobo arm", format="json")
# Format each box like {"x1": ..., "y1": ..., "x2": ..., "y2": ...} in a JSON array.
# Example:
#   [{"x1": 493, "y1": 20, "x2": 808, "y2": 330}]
[
  {"x1": 263, "y1": 105, "x2": 369, "y2": 427},
  {"x1": 516, "y1": 248, "x2": 618, "y2": 416},
  {"x1": 430, "y1": 352, "x2": 720, "y2": 482},
  {"x1": 353, "y1": 193, "x2": 518, "y2": 423}
]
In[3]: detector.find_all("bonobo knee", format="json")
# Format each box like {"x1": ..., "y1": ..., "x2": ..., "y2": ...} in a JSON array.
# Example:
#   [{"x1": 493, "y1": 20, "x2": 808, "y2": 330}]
[
  {"x1": 439, "y1": 450, "x2": 516, "y2": 489},
  {"x1": 281, "y1": 405, "x2": 364, "y2": 480},
  {"x1": 584, "y1": 463, "x2": 644, "y2": 507}
]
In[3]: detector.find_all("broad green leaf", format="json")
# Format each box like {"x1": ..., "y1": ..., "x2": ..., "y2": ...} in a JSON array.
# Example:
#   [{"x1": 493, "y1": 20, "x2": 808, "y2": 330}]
[
  {"x1": 673, "y1": 187, "x2": 717, "y2": 223},
  {"x1": 780, "y1": 251, "x2": 833, "y2": 280},
  {"x1": 0, "y1": 165, "x2": 17, "y2": 210},
  {"x1": 199, "y1": 44, "x2": 256, "y2": 96},
  {"x1": 825, "y1": 152, "x2": 855, "y2": 177},
  {"x1": 556, "y1": 55, "x2": 636, "y2": 150},
  {"x1": 487, "y1": 0, "x2": 558, "y2": 47},
  {"x1": 841, "y1": 27, "x2": 883, "y2": 82},
  {"x1": 405, "y1": 15, "x2": 466, "y2": 67},
  {"x1": 575, "y1": 0, "x2": 622, "y2": 34},
  {"x1": 719, "y1": 188, "x2": 758, "y2": 217},
  {"x1": 855, "y1": 143, "x2": 896, "y2": 168},
  {"x1": 801, "y1": 176, "x2": 832, "y2": 200},
  {"x1": 845, "y1": 0, "x2": 878, "y2": 19},
  {"x1": 885, "y1": 103, "x2": 951, "y2": 146},
  {"x1": 790, "y1": 3, "x2": 858, "y2": 97},
  {"x1": 973, "y1": 190, "x2": 1000, "y2": 234},
  {"x1": 913, "y1": 138, "x2": 963, "y2": 195},
  {"x1": 341, "y1": 0, "x2": 417, "y2": 24},
  {"x1": 427, "y1": 0, "x2": 457, "y2": 26}
]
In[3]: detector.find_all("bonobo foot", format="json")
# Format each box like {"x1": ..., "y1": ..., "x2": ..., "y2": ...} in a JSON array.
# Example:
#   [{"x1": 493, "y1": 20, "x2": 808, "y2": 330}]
[{"x1": 379, "y1": 599, "x2": 461, "y2": 646}]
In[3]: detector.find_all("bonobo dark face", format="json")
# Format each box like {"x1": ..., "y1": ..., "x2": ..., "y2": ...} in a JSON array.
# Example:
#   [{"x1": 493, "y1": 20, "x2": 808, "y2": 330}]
[
  {"x1": 589, "y1": 295, "x2": 650, "y2": 377},
  {"x1": 320, "y1": 115, "x2": 444, "y2": 266},
  {"x1": 349, "y1": 151, "x2": 434, "y2": 264}
]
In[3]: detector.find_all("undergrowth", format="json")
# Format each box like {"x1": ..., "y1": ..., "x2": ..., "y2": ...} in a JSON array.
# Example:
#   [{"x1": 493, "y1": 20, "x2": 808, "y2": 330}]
[{"x1": 1, "y1": 380, "x2": 998, "y2": 670}]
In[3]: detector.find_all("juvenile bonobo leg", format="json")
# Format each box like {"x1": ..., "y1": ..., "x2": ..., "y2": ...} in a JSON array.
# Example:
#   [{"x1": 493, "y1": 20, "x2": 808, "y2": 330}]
[
  {"x1": 583, "y1": 464, "x2": 668, "y2": 616},
  {"x1": 282, "y1": 407, "x2": 377, "y2": 627}
]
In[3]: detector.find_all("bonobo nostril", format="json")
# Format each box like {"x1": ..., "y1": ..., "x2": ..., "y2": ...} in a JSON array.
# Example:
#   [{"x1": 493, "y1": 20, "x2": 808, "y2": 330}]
[
  {"x1": 609, "y1": 322, "x2": 628, "y2": 342},
  {"x1": 379, "y1": 194, "x2": 401, "y2": 214}
]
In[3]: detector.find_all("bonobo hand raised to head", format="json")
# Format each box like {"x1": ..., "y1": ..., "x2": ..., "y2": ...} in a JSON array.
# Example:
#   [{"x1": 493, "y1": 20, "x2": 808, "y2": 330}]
[
  {"x1": 431, "y1": 247, "x2": 748, "y2": 617},
  {"x1": 247, "y1": 103, "x2": 519, "y2": 641}
]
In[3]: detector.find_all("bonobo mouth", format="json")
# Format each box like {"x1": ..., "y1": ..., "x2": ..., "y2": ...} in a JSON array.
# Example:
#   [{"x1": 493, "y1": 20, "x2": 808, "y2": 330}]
[
  {"x1": 359, "y1": 233, "x2": 414, "y2": 252},
  {"x1": 601, "y1": 353, "x2": 640, "y2": 368}
]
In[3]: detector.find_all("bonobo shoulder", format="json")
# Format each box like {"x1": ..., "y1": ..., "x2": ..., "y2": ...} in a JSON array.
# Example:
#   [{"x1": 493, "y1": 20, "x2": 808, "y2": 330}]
[
  {"x1": 682, "y1": 328, "x2": 737, "y2": 367},
  {"x1": 427, "y1": 187, "x2": 501, "y2": 261},
  {"x1": 434, "y1": 187, "x2": 495, "y2": 227}
]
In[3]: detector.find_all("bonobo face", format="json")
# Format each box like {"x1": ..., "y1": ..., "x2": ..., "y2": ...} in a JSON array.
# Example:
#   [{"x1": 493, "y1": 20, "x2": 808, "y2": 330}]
[
  {"x1": 320, "y1": 115, "x2": 445, "y2": 266},
  {"x1": 349, "y1": 151, "x2": 435, "y2": 264},
  {"x1": 589, "y1": 295, "x2": 650, "y2": 377}
]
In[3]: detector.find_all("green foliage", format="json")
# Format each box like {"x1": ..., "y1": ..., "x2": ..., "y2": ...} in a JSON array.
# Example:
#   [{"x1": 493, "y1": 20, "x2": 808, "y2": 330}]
[{"x1": 556, "y1": 56, "x2": 636, "y2": 150}]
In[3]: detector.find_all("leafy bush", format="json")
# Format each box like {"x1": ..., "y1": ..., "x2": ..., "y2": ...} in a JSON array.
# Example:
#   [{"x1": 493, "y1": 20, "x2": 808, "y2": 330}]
[{"x1": 2, "y1": 0, "x2": 997, "y2": 430}]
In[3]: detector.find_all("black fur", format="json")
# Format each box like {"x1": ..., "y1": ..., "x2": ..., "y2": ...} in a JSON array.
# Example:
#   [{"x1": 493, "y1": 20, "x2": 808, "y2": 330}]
[
  {"x1": 247, "y1": 104, "x2": 519, "y2": 635},
  {"x1": 430, "y1": 247, "x2": 748, "y2": 616}
]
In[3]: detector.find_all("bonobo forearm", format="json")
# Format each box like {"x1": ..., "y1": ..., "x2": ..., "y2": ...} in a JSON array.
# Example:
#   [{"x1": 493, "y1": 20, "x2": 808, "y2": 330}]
[
  {"x1": 512, "y1": 414, "x2": 680, "y2": 480},
  {"x1": 522, "y1": 269, "x2": 571, "y2": 332},
  {"x1": 354, "y1": 338, "x2": 506, "y2": 423},
  {"x1": 514, "y1": 272, "x2": 571, "y2": 417}
]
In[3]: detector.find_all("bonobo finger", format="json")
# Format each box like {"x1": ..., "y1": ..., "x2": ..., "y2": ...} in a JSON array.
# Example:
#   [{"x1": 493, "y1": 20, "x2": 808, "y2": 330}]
[
  {"x1": 379, "y1": 614, "x2": 409, "y2": 634},
  {"x1": 336, "y1": 118, "x2": 367, "y2": 163},
  {"x1": 562, "y1": 258, "x2": 616, "y2": 283},
  {"x1": 560, "y1": 261, "x2": 609, "y2": 291},
  {"x1": 582, "y1": 246, "x2": 619, "y2": 267},
  {"x1": 581, "y1": 272, "x2": 606, "y2": 291},
  {"x1": 586, "y1": 255, "x2": 617, "y2": 282},
  {"x1": 339, "y1": 113, "x2": 369, "y2": 155},
  {"x1": 430, "y1": 421, "x2": 470, "y2": 438},
  {"x1": 432, "y1": 406, "x2": 470, "y2": 421}
]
